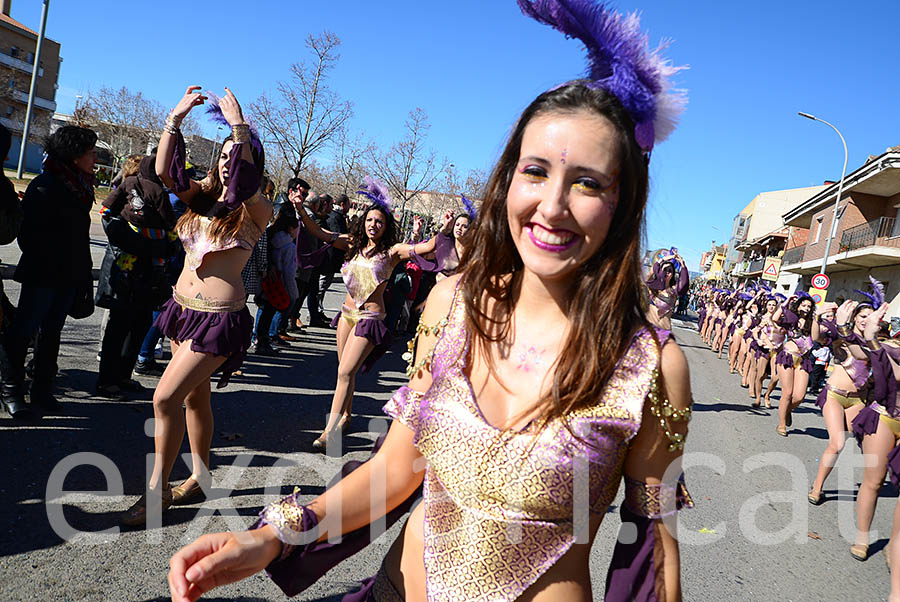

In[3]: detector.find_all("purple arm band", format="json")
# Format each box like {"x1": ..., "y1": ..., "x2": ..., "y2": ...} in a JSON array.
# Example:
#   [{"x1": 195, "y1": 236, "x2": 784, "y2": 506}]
[
  {"x1": 870, "y1": 347, "x2": 899, "y2": 417},
  {"x1": 222, "y1": 142, "x2": 260, "y2": 211},
  {"x1": 409, "y1": 248, "x2": 439, "y2": 272}
]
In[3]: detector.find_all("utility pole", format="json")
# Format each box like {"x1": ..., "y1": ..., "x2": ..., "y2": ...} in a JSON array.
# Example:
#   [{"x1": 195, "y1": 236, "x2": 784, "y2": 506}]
[{"x1": 16, "y1": 0, "x2": 49, "y2": 178}]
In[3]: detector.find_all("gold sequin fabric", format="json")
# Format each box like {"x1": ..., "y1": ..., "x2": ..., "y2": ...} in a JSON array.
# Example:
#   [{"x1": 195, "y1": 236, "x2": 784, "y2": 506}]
[
  {"x1": 383, "y1": 287, "x2": 666, "y2": 602},
  {"x1": 341, "y1": 251, "x2": 394, "y2": 308},
  {"x1": 178, "y1": 213, "x2": 262, "y2": 272}
]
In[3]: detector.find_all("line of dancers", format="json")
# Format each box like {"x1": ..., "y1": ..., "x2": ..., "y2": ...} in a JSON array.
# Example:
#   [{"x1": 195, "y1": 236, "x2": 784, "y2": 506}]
[{"x1": 693, "y1": 275, "x2": 900, "y2": 587}]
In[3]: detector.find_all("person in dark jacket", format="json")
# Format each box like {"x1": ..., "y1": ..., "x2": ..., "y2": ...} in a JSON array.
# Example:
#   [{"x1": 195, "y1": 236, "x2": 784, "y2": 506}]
[
  {"x1": 94, "y1": 155, "x2": 176, "y2": 398},
  {"x1": 0, "y1": 124, "x2": 26, "y2": 418},
  {"x1": 0, "y1": 125, "x2": 97, "y2": 414},
  {"x1": 317, "y1": 193, "x2": 349, "y2": 309}
]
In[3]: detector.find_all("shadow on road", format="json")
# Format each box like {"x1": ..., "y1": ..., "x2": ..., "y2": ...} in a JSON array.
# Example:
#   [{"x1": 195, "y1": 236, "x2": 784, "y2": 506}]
[{"x1": 0, "y1": 322, "x2": 412, "y2": 559}]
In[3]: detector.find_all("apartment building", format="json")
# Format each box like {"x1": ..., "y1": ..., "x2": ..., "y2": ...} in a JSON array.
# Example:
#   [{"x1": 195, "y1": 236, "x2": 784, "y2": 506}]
[
  {"x1": 781, "y1": 147, "x2": 900, "y2": 317},
  {"x1": 0, "y1": 1, "x2": 61, "y2": 172}
]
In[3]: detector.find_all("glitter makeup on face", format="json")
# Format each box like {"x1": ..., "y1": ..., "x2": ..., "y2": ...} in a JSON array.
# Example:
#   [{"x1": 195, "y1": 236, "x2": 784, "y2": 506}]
[{"x1": 560, "y1": 148, "x2": 568, "y2": 164}]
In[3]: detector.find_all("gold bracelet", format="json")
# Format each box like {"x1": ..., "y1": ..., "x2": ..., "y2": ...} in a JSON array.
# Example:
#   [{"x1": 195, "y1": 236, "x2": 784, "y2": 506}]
[
  {"x1": 232, "y1": 123, "x2": 251, "y2": 144},
  {"x1": 837, "y1": 323, "x2": 853, "y2": 337},
  {"x1": 164, "y1": 114, "x2": 182, "y2": 135}
]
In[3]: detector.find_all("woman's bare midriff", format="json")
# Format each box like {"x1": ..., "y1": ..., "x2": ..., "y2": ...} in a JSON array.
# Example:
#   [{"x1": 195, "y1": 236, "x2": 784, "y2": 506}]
[
  {"x1": 784, "y1": 340, "x2": 801, "y2": 357},
  {"x1": 828, "y1": 365, "x2": 857, "y2": 392},
  {"x1": 383, "y1": 502, "x2": 602, "y2": 601},
  {"x1": 341, "y1": 280, "x2": 389, "y2": 316},
  {"x1": 174, "y1": 247, "x2": 250, "y2": 302}
]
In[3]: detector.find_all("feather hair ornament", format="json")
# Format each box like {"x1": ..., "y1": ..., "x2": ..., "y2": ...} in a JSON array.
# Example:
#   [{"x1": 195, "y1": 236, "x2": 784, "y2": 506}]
[
  {"x1": 854, "y1": 276, "x2": 885, "y2": 308},
  {"x1": 203, "y1": 90, "x2": 264, "y2": 156},
  {"x1": 516, "y1": 0, "x2": 687, "y2": 152},
  {"x1": 357, "y1": 176, "x2": 393, "y2": 211},
  {"x1": 461, "y1": 194, "x2": 478, "y2": 221}
]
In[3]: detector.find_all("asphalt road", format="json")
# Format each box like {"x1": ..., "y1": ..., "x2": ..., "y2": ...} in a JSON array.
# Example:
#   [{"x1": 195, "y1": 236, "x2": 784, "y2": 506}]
[{"x1": 0, "y1": 235, "x2": 895, "y2": 600}]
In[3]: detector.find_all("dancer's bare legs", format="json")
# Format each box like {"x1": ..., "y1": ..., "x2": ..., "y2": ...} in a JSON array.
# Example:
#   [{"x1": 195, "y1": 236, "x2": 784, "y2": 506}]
[
  {"x1": 315, "y1": 317, "x2": 374, "y2": 444},
  {"x1": 148, "y1": 340, "x2": 225, "y2": 492},
  {"x1": 855, "y1": 422, "x2": 896, "y2": 557},
  {"x1": 809, "y1": 399, "x2": 863, "y2": 499}
]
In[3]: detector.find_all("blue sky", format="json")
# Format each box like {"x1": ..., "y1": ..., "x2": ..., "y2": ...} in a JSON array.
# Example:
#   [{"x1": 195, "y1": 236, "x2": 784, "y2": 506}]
[{"x1": 17, "y1": 0, "x2": 900, "y2": 271}]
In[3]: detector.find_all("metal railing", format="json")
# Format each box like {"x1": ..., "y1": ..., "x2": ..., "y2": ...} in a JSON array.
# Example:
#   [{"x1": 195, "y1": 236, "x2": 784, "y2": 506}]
[
  {"x1": 782, "y1": 246, "x2": 805, "y2": 266},
  {"x1": 747, "y1": 258, "x2": 765, "y2": 273},
  {"x1": 840, "y1": 217, "x2": 899, "y2": 252}
]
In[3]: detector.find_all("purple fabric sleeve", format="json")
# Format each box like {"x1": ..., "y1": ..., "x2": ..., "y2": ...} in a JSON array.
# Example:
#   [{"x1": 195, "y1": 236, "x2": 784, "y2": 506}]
[
  {"x1": 296, "y1": 220, "x2": 333, "y2": 270},
  {"x1": 409, "y1": 248, "x2": 439, "y2": 272},
  {"x1": 252, "y1": 433, "x2": 421, "y2": 598},
  {"x1": 222, "y1": 142, "x2": 261, "y2": 211},
  {"x1": 604, "y1": 507, "x2": 659, "y2": 601},
  {"x1": 674, "y1": 264, "x2": 689, "y2": 296},
  {"x1": 870, "y1": 347, "x2": 899, "y2": 416},
  {"x1": 410, "y1": 233, "x2": 455, "y2": 274},
  {"x1": 778, "y1": 307, "x2": 799, "y2": 329},
  {"x1": 168, "y1": 130, "x2": 191, "y2": 193}
]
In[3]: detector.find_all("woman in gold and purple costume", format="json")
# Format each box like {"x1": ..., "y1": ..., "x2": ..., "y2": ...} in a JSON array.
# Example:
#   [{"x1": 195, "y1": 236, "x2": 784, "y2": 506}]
[
  {"x1": 296, "y1": 179, "x2": 428, "y2": 450},
  {"x1": 167, "y1": 2, "x2": 694, "y2": 601}
]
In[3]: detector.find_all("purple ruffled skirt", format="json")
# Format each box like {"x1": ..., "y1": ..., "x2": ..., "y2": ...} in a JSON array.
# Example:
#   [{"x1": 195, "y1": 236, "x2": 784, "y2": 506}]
[
  {"x1": 776, "y1": 349, "x2": 814, "y2": 374},
  {"x1": 331, "y1": 313, "x2": 393, "y2": 373},
  {"x1": 155, "y1": 296, "x2": 253, "y2": 388},
  {"x1": 851, "y1": 405, "x2": 900, "y2": 486}
]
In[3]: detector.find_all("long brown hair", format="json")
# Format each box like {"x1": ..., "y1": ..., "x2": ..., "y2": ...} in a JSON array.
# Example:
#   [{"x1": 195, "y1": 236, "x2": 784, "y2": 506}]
[
  {"x1": 461, "y1": 82, "x2": 652, "y2": 435},
  {"x1": 176, "y1": 135, "x2": 263, "y2": 244},
  {"x1": 345, "y1": 204, "x2": 398, "y2": 261}
]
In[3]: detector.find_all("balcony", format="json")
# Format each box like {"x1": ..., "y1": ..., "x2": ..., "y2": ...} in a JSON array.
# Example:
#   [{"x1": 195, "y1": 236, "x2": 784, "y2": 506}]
[
  {"x1": 782, "y1": 246, "x2": 805, "y2": 266},
  {"x1": 11, "y1": 90, "x2": 56, "y2": 112},
  {"x1": 840, "y1": 217, "x2": 899, "y2": 252},
  {"x1": 747, "y1": 258, "x2": 765, "y2": 274},
  {"x1": 0, "y1": 52, "x2": 36, "y2": 75}
]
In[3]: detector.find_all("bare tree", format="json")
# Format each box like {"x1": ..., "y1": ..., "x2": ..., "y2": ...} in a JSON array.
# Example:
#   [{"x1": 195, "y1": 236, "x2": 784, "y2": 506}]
[
  {"x1": 370, "y1": 107, "x2": 448, "y2": 227},
  {"x1": 82, "y1": 85, "x2": 198, "y2": 169},
  {"x1": 464, "y1": 168, "x2": 488, "y2": 201},
  {"x1": 250, "y1": 31, "x2": 353, "y2": 177},
  {"x1": 331, "y1": 128, "x2": 373, "y2": 194}
]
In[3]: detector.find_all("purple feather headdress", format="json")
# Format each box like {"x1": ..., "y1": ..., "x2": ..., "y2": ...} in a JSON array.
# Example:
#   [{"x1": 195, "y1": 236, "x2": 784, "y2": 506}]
[
  {"x1": 460, "y1": 194, "x2": 477, "y2": 221},
  {"x1": 204, "y1": 90, "x2": 264, "y2": 157},
  {"x1": 793, "y1": 285, "x2": 813, "y2": 302},
  {"x1": 357, "y1": 176, "x2": 392, "y2": 211},
  {"x1": 854, "y1": 276, "x2": 886, "y2": 308},
  {"x1": 516, "y1": 0, "x2": 687, "y2": 152}
]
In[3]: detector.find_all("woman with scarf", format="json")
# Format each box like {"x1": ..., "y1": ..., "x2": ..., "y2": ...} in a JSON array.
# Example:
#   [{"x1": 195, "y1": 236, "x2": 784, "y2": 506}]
[{"x1": 0, "y1": 126, "x2": 97, "y2": 415}]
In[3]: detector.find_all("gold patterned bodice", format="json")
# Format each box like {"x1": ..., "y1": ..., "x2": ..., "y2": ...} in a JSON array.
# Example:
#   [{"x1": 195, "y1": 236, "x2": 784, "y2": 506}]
[{"x1": 384, "y1": 288, "x2": 664, "y2": 601}]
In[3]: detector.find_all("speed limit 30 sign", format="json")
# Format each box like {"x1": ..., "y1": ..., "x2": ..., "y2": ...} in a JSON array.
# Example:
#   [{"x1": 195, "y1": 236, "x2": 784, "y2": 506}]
[{"x1": 812, "y1": 273, "x2": 830, "y2": 289}]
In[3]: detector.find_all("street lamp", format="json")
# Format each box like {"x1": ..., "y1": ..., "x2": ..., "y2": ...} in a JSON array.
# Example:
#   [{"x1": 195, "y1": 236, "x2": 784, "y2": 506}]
[
  {"x1": 798, "y1": 111, "x2": 848, "y2": 276},
  {"x1": 208, "y1": 125, "x2": 223, "y2": 171}
]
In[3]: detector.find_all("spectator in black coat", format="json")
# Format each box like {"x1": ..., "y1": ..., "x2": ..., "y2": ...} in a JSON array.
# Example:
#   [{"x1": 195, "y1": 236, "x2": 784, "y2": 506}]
[
  {"x1": 318, "y1": 193, "x2": 349, "y2": 309},
  {"x1": 0, "y1": 124, "x2": 25, "y2": 417},
  {"x1": 1, "y1": 125, "x2": 97, "y2": 415}
]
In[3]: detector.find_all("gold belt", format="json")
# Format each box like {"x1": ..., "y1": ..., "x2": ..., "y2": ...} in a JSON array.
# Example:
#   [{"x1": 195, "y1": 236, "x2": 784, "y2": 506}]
[{"x1": 173, "y1": 290, "x2": 245, "y2": 313}]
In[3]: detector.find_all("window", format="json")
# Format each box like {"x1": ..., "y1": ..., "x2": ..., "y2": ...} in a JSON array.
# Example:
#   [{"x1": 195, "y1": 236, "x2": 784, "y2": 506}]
[
  {"x1": 10, "y1": 46, "x2": 18, "y2": 58},
  {"x1": 813, "y1": 216, "x2": 824, "y2": 243},
  {"x1": 7, "y1": 77, "x2": 13, "y2": 90},
  {"x1": 38, "y1": 62, "x2": 44, "y2": 77},
  {"x1": 6, "y1": 106, "x2": 13, "y2": 117},
  {"x1": 891, "y1": 205, "x2": 900, "y2": 238},
  {"x1": 26, "y1": 52, "x2": 34, "y2": 63}
]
